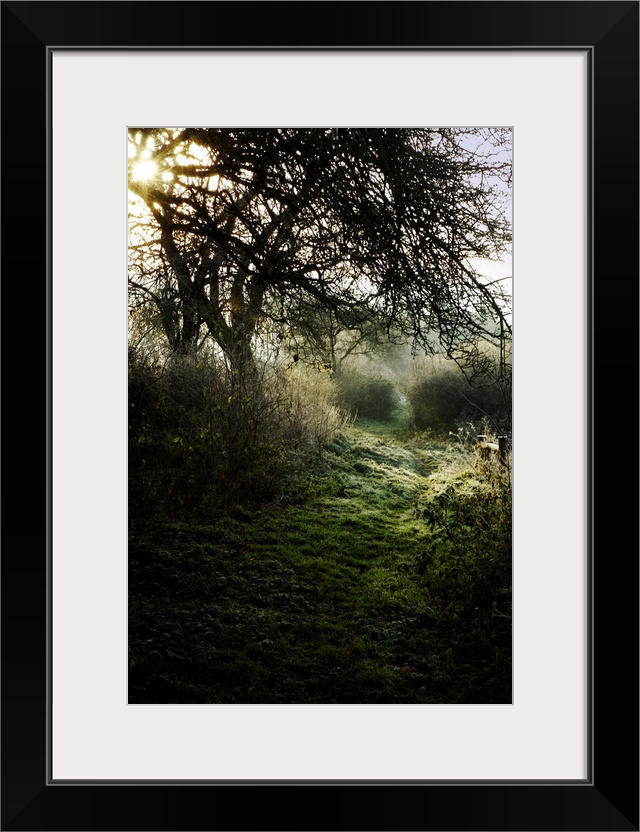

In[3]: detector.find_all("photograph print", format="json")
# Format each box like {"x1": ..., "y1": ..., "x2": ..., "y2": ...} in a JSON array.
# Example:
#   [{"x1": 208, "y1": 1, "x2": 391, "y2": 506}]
[{"x1": 128, "y1": 127, "x2": 513, "y2": 705}]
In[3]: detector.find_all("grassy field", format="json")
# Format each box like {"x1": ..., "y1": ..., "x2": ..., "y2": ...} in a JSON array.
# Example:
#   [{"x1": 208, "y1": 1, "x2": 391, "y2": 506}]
[{"x1": 129, "y1": 412, "x2": 512, "y2": 704}]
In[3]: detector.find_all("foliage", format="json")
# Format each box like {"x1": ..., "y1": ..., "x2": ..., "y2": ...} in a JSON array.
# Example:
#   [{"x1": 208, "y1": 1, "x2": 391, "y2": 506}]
[
  {"x1": 335, "y1": 371, "x2": 399, "y2": 421},
  {"x1": 129, "y1": 419, "x2": 511, "y2": 704},
  {"x1": 126, "y1": 126, "x2": 514, "y2": 706},
  {"x1": 405, "y1": 352, "x2": 511, "y2": 434},
  {"x1": 129, "y1": 348, "x2": 348, "y2": 516},
  {"x1": 415, "y1": 438, "x2": 512, "y2": 701}
]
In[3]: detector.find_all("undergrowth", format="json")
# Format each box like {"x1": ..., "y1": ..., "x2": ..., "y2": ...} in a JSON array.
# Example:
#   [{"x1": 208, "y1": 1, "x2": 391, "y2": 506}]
[
  {"x1": 413, "y1": 438, "x2": 512, "y2": 702},
  {"x1": 129, "y1": 417, "x2": 512, "y2": 704}
]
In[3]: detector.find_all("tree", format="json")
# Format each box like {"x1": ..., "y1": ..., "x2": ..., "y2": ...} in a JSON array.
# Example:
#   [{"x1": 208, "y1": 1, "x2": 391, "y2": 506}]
[
  {"x1": 273, "y1": 299, "x2": 402, "y2": 375},
  {"x1": 128, "y1": 127, "x2": 512, "y2": 376}
]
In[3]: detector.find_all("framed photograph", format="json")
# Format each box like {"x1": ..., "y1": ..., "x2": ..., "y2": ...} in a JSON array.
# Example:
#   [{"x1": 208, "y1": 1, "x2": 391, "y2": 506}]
[{"x1": 2, "y1": 2, "x2": 638, "y2": 830}]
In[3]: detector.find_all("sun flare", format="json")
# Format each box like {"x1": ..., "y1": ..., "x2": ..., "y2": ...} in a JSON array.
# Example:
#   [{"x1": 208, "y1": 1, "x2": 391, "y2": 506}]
[{"x1": 131, "y1": 160, "x2": 158, "y2": 182}]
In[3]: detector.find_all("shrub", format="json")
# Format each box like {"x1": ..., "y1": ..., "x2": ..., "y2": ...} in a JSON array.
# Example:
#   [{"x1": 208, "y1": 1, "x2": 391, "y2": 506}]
[
  {"x1": 405, "y1": 355, "x2": 510, "y2": 435},
  {"x1": 418, "y1": 443, "x2": 512, "y2": 702},
  {"x1": 278, "y1": 364, "x2": 352, "y2": 453},
  {"x1": 128, "y1": 349, "x2": 349, "y2": 516},
  {"x1": 335, "y1": 371, "x2": 398, "y2": 421}
]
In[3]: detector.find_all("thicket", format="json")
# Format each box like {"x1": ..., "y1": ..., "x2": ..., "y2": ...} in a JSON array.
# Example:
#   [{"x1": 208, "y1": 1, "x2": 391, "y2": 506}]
[
  {"x1": 128, "y1": 349, "x2": 349, "y2": 517},
  {"x1": 405, "y1": 353, "x2": 511, "y2": 435},
  {"x1": 334, "y1": 371, "x2": 399, "y2": 421},
  {"x1": 416, "y1": 437, "x2": 512, "y2": 701}
]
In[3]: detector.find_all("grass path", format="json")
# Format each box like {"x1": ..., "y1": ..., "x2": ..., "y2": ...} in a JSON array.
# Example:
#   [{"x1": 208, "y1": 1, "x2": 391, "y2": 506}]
[{"x1": 129, "y1": 417, "x2": 511, "y2": 704}]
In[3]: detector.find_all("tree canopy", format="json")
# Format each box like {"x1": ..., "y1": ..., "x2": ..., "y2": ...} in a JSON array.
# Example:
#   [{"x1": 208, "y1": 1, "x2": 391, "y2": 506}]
[{"x1": 128, "y1": 127, "x2": 512, "y2": 373}]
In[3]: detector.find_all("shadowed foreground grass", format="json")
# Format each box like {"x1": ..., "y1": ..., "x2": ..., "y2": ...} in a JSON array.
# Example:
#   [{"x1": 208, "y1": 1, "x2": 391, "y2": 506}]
[{"x1": 129, "y1": 419, "x2": 511, "y2": 704}]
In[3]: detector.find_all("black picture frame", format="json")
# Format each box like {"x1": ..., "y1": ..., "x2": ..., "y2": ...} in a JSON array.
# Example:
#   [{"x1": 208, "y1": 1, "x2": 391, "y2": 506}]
[{"x1": 2, "y1": 2, "x2": 638, "y2": 830}]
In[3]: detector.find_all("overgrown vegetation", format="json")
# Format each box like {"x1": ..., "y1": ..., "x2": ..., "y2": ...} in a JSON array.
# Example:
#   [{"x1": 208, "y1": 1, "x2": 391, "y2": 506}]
[
  {"x1": 405, "y1": 351, "x2": 511, "y2": 435},
  {"x1": 334, "y1": 371, "x2": 399, "y2": 421},
  {"x1": 129, "y1": 403, "x2": 512, "y2": 704},
  {"x1": 128, "y1": 126, "x2": 513, "y2": 705},
  {"x1": 129, "y1": 348, "x2": 349, "y2": 514},
  {"x1": 414, "y1": 432, "x2": 512, "y2": 701}
]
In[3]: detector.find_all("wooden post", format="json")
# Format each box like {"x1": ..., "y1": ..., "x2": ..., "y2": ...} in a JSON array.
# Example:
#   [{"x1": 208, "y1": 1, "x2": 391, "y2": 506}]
[{"x1": 476, "y1": 435, "x2": 509, "y2": 465}]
